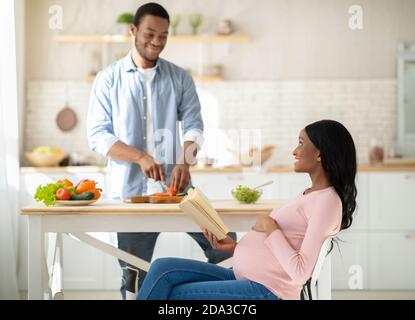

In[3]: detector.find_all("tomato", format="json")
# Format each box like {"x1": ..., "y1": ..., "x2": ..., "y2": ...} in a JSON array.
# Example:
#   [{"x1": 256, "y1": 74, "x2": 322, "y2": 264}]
[
  {"x1": 89, "y1": 188, "x2": 101, "y2": 200},
  {"x1": 75, "y1": 180, "x2": 97, "y2": 194},
  {"x1": 168, "y1": 186, "x2": 176, "y2": 196},
  {"x1": 57, "y1": 179, "x2": 73, "y2": 187},
  {"x1": 56, "y1": 188, "x2": 71, "y2": 200}
]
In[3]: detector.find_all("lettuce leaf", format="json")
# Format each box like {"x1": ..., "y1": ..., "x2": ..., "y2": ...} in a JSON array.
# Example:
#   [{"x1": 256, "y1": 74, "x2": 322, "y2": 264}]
[{"x1": 34, "y1": 182, "x2": 67, "y2": 206}]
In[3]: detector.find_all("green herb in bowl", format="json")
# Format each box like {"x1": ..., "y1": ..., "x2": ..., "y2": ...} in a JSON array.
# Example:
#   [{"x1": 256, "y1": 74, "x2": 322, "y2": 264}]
[{"x1": 231, "y1": 185, "x2": 262, "y2": 204}]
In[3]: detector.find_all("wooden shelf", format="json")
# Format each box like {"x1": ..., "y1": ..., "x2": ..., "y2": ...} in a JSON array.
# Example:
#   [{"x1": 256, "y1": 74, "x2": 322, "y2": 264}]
[
  {"x1": 169, "y1": 35, "x2": 250, "y2": 43},
  {"x1": 192, "y1": 75, "x2": 223, "y2": 81},
  {"x1": 55, "y1": 34, "x2": 250, "y2": 43},
  {"x1": 84, "y1": 74, "x2": 223, "y2": 83}
]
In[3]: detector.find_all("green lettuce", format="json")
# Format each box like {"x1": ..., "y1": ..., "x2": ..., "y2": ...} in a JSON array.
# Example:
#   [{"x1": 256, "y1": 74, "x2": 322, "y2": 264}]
[{"x1": 34, "y1": 182, "x2": 73, "y2": 206}]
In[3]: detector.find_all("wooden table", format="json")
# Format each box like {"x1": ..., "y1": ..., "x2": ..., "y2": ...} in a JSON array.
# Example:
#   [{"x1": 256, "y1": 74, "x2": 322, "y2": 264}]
[{"x1": 21, "y1": 199, "x2": 285, "y2": 300}]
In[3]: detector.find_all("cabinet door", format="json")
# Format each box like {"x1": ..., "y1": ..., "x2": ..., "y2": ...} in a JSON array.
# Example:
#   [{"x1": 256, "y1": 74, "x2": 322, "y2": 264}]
[
  {"x1": 331, "y1": 231, "x2": 369, "y2": 290},
  {"x1": 278, "y1": 172, "x2": 368, "y2": 230},
  {"x1": 191, "y1": 173, "x2": 279, "y2": 200},
  {"x1": 368, "y1": 232, "x2": 415, "y2": 289},
  {"x1": 368, "y1": 172, "x2": 415, "y2": 230},
  {"x1": 353, "y1": 173, "x2": 369, "y2": 230},
  {"x1": 62, "y1": 234, "x2": 105, "y2": 289},
  {"x1": 279, "y1": 173, "x2": 310, "y2": 199}
]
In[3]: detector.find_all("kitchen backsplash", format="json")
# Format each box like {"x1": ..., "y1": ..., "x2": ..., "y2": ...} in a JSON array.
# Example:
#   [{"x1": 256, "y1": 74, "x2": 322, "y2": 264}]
[{"x1": 25, "y1": 79, "x2": 396, "y2": 167}]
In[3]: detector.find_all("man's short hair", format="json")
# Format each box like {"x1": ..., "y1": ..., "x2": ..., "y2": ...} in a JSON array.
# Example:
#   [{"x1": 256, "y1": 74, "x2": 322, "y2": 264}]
[{"x1": 133, "y1": 2, "x2": 170, "y2": 26}]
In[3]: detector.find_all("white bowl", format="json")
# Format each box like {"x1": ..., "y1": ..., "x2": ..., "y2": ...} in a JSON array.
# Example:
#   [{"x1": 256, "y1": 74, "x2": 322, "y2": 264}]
[{"x1": 25, "y1": 152, "x2": 65, "y2": 167}]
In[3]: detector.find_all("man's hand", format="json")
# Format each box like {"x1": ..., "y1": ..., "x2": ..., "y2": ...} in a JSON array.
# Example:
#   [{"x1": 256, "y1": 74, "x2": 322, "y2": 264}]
[
  {"x1": 203, "y1": 229, "x2": 237, "y2": 254},
  {"x1": 251, "y1": 216, "x2": 279, "y2": 236},
  {"x1": 170, "y1": 164, "x2": 190, "y2": 193},
  {"x1": 137, "y1": 154, "x2": 165, "y2": 182}
]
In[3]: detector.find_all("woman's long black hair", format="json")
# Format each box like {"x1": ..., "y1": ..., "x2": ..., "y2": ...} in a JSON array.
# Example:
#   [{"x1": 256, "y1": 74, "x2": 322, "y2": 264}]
[{"x1": 305, "y1": 120, "x2": 357, "y2": 231}]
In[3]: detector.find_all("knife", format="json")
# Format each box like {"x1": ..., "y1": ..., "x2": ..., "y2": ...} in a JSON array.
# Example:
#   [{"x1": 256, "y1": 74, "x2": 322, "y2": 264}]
[
  {"x1": 147, "y1": 178, "x2": 169, "y2": 193},
  {"x1": 159, "y1": 180, "x2": 169, "y2": 192}
]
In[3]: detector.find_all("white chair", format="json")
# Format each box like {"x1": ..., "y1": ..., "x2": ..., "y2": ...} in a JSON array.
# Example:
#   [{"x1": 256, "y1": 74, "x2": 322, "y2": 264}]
[{"x1": 301, "y1": 237, "x2": 333, "y2": 300}]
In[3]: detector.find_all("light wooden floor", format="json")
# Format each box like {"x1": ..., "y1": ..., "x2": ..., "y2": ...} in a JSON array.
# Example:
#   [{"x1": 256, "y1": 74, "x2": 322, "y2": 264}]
[{"x1": 20, "y1": 290, "x2": 415, "y2": 300}]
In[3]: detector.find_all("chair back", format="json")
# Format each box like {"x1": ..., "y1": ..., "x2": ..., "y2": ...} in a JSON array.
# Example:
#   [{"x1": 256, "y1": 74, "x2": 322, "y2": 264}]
[{"x1": 302, "y1": 237, "x2": 333, "y2": 300}]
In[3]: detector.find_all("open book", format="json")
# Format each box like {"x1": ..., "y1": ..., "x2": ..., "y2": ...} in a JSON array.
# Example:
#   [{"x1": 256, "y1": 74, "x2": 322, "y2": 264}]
[{"x1": 179, "y1": 188, "x2": 230, "y2": 240}]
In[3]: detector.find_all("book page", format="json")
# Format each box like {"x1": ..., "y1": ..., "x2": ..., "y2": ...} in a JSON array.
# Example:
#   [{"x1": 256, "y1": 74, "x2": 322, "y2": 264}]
[
  {"x1": 180, "y1": 200, "x2": 227, "y2": 240},
  {"x1": 179, "y1": 188, "x2": 230, "y2": 240},
  {"x1": 189, "y1": 199, "x2": 226, "y2": 233},
  {"x1": 193, "y1": 189, "x2": 230, "y2": 234}
]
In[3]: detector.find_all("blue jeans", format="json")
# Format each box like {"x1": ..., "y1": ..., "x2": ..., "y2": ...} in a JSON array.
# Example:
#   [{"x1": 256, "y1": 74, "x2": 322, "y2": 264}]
[
  {"x1": 137, "y1": 257, "x2": 280, "y2": 300},
  {"x1": 117, "y1": 232, "x2": 236, "y2": 299}
]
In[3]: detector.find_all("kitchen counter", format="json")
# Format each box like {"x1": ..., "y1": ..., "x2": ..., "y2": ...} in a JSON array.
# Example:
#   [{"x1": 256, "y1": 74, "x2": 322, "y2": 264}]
[
  {"x1": 20, "y1": 165, "x2": 107, "y2": 174},
  {"x1": 20, "y1": 164, "x2": 415, "y2": 173},
  {"x1": 19, "y1": 165, "x2": 249, "y2": 174},
  {"x1": 267, "y1": 165, "x2": 415, "y2": 172},
  {"x1": 21, "y1": 199, "x2": 283, "y2": 215}
]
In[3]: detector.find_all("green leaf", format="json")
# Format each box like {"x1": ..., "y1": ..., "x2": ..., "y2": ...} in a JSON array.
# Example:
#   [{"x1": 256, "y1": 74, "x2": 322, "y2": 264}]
[
  {"x1": 117, "y1": 13, "x2": 134, "y2": 24},
  {"x1": 34, "y1": 182, "x2": 66, "y2": 206},
  {"x1": 231, "y1": 185, "x2": 262, "y2": 204}
]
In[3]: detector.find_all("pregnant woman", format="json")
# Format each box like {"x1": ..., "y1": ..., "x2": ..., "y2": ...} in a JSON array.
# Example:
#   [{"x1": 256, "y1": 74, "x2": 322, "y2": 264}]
[{"x1": 137, "y1": 119, "x2": 357, "y2": 300}]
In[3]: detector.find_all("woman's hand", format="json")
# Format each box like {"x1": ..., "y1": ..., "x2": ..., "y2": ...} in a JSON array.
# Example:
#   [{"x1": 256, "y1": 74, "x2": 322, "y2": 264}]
[
  {"x1": 251, "y1": 216, "x2": 279, "y2": 236},
  {"x1": 203, "y1": 229, "x2": 237, "y2": 254}
]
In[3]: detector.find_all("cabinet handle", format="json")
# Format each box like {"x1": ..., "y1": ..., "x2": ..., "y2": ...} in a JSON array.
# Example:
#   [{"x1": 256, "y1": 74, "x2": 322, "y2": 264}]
[
  {"x1": 405, "y1": 233, "x2": 415, "y2": 240},
  {"x1": 405, "y1": 175, "x2": 415, "y2": 180}
]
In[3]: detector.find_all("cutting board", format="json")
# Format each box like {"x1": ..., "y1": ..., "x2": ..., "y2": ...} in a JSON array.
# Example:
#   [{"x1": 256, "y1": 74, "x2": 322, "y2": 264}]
[{"x1": 128, "y1": 195, "x2": 184, "y2": 204}]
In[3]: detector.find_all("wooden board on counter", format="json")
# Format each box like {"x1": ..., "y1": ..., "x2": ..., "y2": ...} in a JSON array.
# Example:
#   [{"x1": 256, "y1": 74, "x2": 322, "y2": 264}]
[
  {"x1": 382, "y1": 158, "x2": 415, "y2": 166},
  {"x1": 127, "y1": 195, "x2": 184, "y2": 204},
  {"x1": 267, "y1": 165, "x2": 415, "y2": 173}
]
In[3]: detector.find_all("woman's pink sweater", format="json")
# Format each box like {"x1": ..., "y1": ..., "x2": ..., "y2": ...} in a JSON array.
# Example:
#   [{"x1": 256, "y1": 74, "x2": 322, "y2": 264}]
[{"x1": 233, "y1": 187, "x2": 342, "y2": 300}]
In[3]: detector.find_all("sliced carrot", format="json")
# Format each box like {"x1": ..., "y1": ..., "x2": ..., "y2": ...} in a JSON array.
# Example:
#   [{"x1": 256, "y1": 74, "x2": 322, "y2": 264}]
[{"x1": 168, "y1": 186, "x2": 176, "y2": 196}]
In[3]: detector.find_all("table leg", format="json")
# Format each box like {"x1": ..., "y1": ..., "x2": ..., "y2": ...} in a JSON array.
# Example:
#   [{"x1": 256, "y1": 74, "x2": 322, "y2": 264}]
[
  {"x1": 53, "y1": 233, "x2": 64, "y2": 300},
  {"x1": 28, "y1": 216, "x2": 46, "y2": 299}
]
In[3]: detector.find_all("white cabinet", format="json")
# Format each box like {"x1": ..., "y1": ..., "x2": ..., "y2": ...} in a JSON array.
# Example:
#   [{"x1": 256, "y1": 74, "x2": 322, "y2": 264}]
[
  {"x1": 353, "y1": 174, "x2": 369, "y2": 230},
  {"x1": 368, "y1": 232, "x2": 415, "y2": 289},
  {"x1": 191, "y1": 172, "x2": 280, "y2": 200},
  {"x1": 368, "y1": 172, "x2": 415, "y2": 230},
  {"x1": 278, "y1": 172, "x2": 310, "y2": 199},
  {"x1": 366, "y1": 172, "x2": 415, "y2": 289},
  {"x1": 329, "y1": 174, "x2": 370, "y2": 290},
  {"x1": 331, "y1": 231, "x2": 369, "y2": 290}
]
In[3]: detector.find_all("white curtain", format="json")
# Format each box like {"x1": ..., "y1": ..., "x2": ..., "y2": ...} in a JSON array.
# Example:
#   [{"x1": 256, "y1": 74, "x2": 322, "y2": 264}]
[{"x1": 0, "y1": 0, "x2": 20, "y2": 299}]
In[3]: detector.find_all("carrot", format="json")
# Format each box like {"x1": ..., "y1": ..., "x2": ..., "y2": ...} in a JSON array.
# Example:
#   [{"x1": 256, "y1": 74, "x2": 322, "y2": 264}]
[{"x1": 168, "y1": 186, "x2": 177, "y2": 196}]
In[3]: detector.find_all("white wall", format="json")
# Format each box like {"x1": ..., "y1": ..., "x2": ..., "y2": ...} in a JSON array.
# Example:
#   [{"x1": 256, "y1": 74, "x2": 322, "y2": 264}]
[
  {"x1": 25, "y1": 0, "x2": 415, "y2": 81},
  {"x1": 25, "y1": 79, "x2": 396, "y2": 166},
  {"x1": 22, "y1": 0, "x2": 415, "y2": 163}
]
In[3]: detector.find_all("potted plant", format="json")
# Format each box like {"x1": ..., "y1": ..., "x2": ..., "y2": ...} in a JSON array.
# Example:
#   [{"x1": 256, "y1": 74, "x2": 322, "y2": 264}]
[
  {"x1": 116, "y1": 12, "x2": 134, "y2": 35},
  {"x1": 189, "y1": 13, "x2": 203, "y2": 35},
  {"x1": 171, "y1": 14, "x2": 181, "y2": 35}
]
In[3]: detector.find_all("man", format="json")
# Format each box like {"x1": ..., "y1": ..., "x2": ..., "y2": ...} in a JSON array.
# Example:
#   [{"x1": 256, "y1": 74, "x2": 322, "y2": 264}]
[{"x1": 87, "y1": 2, "x2": 235, "y2": 299}]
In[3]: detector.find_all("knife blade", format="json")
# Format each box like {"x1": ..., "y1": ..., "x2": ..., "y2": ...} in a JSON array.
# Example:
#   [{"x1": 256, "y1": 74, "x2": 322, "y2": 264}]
[{"x1": 159, "y1": 180, "x2": 169, "y2": 192}]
